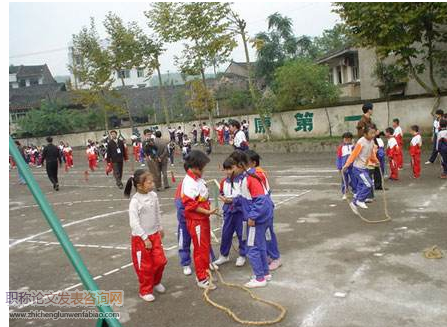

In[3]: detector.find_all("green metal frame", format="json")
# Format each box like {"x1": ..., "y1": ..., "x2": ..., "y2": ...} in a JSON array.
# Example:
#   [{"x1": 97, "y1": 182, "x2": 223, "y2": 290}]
[{"x1": 9, "y1": 136, "x2": 122, "y2": 327}]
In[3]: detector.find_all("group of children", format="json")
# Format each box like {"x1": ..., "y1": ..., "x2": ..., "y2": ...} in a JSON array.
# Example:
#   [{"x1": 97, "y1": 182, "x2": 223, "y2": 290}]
[
  {"x1": 337, "y1": 107, "x2": 447, "y2": 213},
  {"x1": 125, "y1": 148, "x2": 281, "y2": 302}
]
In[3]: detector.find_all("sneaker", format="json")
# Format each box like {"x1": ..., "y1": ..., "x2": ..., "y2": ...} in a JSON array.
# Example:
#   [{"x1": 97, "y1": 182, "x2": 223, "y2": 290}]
[
  {"x1": 171, "y1": 164, "x2": 174, "y2": 167},
  {"x1": 182, "y1": 265, "x2": 192, "y2": 276},
  {"x1": 139, "y1": 293, "x2": 155, "y2": 302},
  {"x1": 235, "y1": 256, "x2": 246, "y2": 267},
  {"x1": 265, "y1": 274, "x2": 273, "y2": 281},
  {"x1": 213, "y1": 255, "x2": 230, "y2": 266},
  {"x1": 268, "y1": 259, "x2": 282, "y2": 271},
  {"x1": 342, "y1": 194, "x2": 347, "y2": 200},
  {"x1": 349, "y1": 202, "x2": 360, "y2": 215},
  {"x1": 154, "y1": 283, "x2": 166, "y2": 293},
  {"x1": 55, "y1": 184, "x2": 59, "y2": 191},
  {"x1": 244, "y1": 278, "x2": 267, "y2": 288},
  {"x1": 365, "y1": 198, "x2": 374, "y2": 203},
  {"x1": 425, "y1": 161, "x2": 432, "y2": 165},
  {"x1": 356, "y1": 201, "x2": 368, "y2": 209},
  {"x1": 141, "y1": 164, "x2": 146, "y2": 167},
  {"x1": 209, "y1": 262, "x2": 219, "y2": 271},
  {"x1": 197, "y1": 279, "x2": 216, "y2": 290}
]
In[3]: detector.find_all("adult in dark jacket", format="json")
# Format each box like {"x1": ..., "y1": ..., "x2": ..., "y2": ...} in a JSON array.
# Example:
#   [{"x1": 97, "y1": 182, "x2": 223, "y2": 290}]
[
  {"x1": 153, "y1": 131, "x2": 170, "y2": 190},
  {"x1": 142, "y1": 129, "x2": 159, "y2": 190},
  {"x1": 107, "y1": 130, "x2": 126, "y2": 189},
  {"x1": 41, "y1": 136, "x2": 62, "y2": 191}
]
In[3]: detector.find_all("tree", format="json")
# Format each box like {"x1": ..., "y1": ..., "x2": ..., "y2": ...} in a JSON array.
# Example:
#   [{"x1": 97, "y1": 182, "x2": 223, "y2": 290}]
[
  {"x1": 313, "y1": 23, "x2": 352, "y2": 56},
  {"x1": 148, "y1": 2, "x2": 237, "y2": 126},
  {"x1": 185, "y1": 79, "x2": 216, "y2": 119},
  {"x1": 103, "y1": 12, "x2": 144, "y2": 132},
  {"x1": 334, "y1": 2, "x2": 447, "y2": 114},
  {"x1": 273, "y1": 58, "x2": 340, "y2": 110},
  {"x1": 70, "y1": 18, "x2": 120, "y2": 130}
]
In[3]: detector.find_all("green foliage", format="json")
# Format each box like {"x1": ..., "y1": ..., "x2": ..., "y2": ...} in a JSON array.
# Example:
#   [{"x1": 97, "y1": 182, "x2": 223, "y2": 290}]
[
  {"x1": 185, "y1": 79, "x2": 215, "y2": 117},
  {"x1": 216, "y1": 85, "x2": 252, "y2": 111},
  {"x1": 273, "y1": 59, "x2": 340, "y2": 110},
  {"x1": 314, "y1": 23, "x2": 352, "y2": 56},
  {"x1": 373, "y1": 61, "x2": 409, "y2": 97},
  {"x1": 16, "y1": 101, "x2": 103, "y2": 137}
]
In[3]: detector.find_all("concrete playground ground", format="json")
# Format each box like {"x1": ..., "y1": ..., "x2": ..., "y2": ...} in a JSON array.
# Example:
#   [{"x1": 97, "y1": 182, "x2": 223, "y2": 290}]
[{"x1": 9, "y1": 148, "x2": 447, "y2": 327}]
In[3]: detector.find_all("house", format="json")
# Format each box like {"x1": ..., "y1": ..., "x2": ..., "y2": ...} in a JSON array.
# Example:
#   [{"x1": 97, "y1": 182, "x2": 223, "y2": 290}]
[
  {"x1": 9, "y1": 64, "x2": 57, "y2": 89},
  {"x1": 316, "y1": 47, "x2": 361, "y2": 100},
  {"x1": 68, "y1": 44, "x2": 152, "y2": 90}
]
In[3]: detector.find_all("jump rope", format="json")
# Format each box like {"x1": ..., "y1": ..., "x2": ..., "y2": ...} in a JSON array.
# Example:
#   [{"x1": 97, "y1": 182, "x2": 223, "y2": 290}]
[{"x1": 201, "y1": 179, "x2": 287, "y2": 325}]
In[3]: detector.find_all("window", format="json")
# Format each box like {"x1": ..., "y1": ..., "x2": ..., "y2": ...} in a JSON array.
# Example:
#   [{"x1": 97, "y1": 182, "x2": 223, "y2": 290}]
[
  {"x1": 137, "y1": 68, "x2": 145, "y2": 78},
  {"x1": 352, "y1": 66, "x2": 359, "y2": 81},
  {"x1": 337, "y1": 67, "x2": 342, "y2": 84},
  {"x1": 29, "y1": 78, "x2": 39, "y2": 86},
  {"x1": 19, "y1": 79, "x2": 26, "y2": 87},
  {"x1": 118, "y1": 69, "x2": 130, "y2": 79}
]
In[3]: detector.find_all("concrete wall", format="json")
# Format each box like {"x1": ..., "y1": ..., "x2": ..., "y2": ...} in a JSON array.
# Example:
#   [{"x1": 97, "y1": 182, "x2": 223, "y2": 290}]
[{"x1": 17, "y1": 95, "x2": 446, "y2": 147}]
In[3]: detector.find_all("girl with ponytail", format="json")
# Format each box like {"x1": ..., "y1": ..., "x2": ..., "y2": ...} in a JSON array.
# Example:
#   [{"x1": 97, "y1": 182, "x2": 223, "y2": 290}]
[{"x1": 125, "y1": 169, "x2": 167, "y2": 302}]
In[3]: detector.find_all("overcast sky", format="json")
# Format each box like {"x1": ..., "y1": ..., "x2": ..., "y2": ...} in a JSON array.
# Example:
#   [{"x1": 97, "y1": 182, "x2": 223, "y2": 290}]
[{"x1": 9, "y1": 2, "x2": 341, "y2": 77}]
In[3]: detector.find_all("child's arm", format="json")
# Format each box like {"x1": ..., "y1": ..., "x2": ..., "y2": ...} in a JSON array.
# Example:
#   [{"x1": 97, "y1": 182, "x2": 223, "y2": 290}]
[
  {"x1": 336, "y1": 145, "x2": 343, "y2": 170},
  {"x1": 246, "y1": 176, "x2": 270, "y2": 226},
  {"x1": 154, "y1": 195, "x2": 164, "y2": 238}
]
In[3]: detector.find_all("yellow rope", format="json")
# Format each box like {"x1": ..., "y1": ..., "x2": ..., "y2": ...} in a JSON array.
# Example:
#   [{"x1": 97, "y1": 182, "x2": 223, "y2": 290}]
[
  {"x1": 203, "y1": 269, "x2": 287, "y2": 325},
  {"x1": 203, "y1": 179, "x2": 287, "y2": 325},
  {"x1": 342, "y1": 167, "x2": 391, "y2": 224},
  {"x1": 423, "y1": 246, "x2": 443, "y2": 259}
]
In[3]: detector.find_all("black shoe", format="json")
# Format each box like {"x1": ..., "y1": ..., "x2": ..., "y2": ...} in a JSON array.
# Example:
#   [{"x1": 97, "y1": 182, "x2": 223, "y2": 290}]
[
  {"x1": 55, "y1": 184, "x2": 59, "y2": 191},
  {"x1": 164, "y1": 186, "x2": 171, "y2": 189},
  {"x1": 118, "y1": 183, "x2": 124, "y2": 190},
  {"x1": 156, "y1": 188, "x2": 161, "y2": 192}
]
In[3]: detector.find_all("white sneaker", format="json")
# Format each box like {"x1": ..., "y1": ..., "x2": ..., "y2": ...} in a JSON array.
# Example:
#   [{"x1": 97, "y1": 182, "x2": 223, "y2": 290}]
[
  {"x1": 425, "y1": 161, "x2": 432, "y2": 165},
  {"x1": 349, "y1": 202, "x2": 360, "y2": 215},
  {"x1": 154, "y1": 283, "x2": 166, "y2": 293},
  {"x1": 251, "y1": 274, "x2": 272, "y2": 281},
  {"x1": 213, "y1": 255, "x2": 230, "y2": 266},
  {"x1": 140, "y1": 164, "x2": 146, "y2": 167},
  {"x1": 235, "y1": 256, "x2": 246, "y2": 267},
  {"x1": 342, "y1": 194, "x2": 347, "y2": 200},
  {"x1": 365, "y1": 198, "x2": 374, "y2": 203},
  {"x1": 209, "y1": 262, "x2": 219, "y2": 271},
  {"x1": 182, "y1": 265, "x2": 192, "y2": 276},
  {"x1": 244, "y1": 278, "x2": 267, "y2": 288},
  {"x1": 171, "y1": 164, "x2": 174, "y2": 167},
  {"x1": 197, "y1": 279, "x2": 217, "y2": 290},
  {"x1": 139, "y1": 293, "x2": 155, "y2": 302},
  {"x1": 356, "y1": 201, "x2": 368, "y2": 209}
]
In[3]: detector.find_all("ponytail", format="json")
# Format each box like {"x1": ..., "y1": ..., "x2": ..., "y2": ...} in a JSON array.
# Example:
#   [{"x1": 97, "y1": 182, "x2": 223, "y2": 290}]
[
  {"x1": 124, "y1": 176, "x2": 134, "y2": 198},
  {"x1": 124, "y1": 169, "x2": 149, "y2": 198}
]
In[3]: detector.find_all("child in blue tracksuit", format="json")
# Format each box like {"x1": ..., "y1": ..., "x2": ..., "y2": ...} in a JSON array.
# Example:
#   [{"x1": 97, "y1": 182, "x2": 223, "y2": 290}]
[
  {"x1": 230, "y1": 150, "x2": 273, "y2": 288},
  {"x1": 336, "y1": 132, "x2": 355, "y2": 200},
  {"x1": 374, "y1": 130, "x2": 386, "y2": 190},
  {"x1": 174, "y1": 181, "x2": 218, "y2": 276},
  {"x1": 213, "y1": 157, "x2": 247, "y2": 267},
  {"x1": 245, "y1": 150, "x2": 281, "y2": 271}
]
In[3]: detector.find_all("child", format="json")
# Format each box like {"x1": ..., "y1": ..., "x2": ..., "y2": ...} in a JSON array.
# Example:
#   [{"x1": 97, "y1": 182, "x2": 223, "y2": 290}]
[
  {"x1": 342, "y1": 125, "x2": 378, "y2": 213},
  {"x1": 213, "y1": 157, "x2": 247, "y2": 267},
  {"x1": 168, "y1": 126, "x2": 176, "y2": 143},
  {"x1": 392, "y1": 119, "x2": 404, "y2": 169},
  {"x1": 182, "y1": 135, "x2": 192, "y2": 161},
  {"x1": 132, "y1": 136, "x2": 141, "y2": 162},
  {"x1": 230, "y1": 150, "x2": 273, "y2": 288},
  {"x1": 374, "y1": 130, "x2": 386, "y2": 190},
  {"x1": 224, "y1": 123, "x2": 230, "y2": 145},
  {"x1": 181, "y1": 150, "x2": 219, "y2": 289},
  {"x1": 168, "y1": 141, "x2": 176, "y2": 167},
  {"x1": 409, "y1": 125, "x2": 422, "y2": 179},
  {"x1": 86, "y1": 144, "x2": 97, "y2": 172},
  {"x1": 385, "y1": 127, "x2": 399, "y2": 181},
  {"x1": 125, "y1": 169, "x2": 167, "y2": 302},
  {"x1": 426, "y1": 109, "x2": 444, "y2": 164},
  {"x1": 176, "y1": 126, "x2": 184, "y2": 147},
  {"x1": 191, "y1": 124, "x2": 198, "y2": 145},
  {"x1": 63, "y1": 143, "x2": 74, "y2": 170},
  {"x1": 175, "y1": 179, "x2": 219, "y2": 276},
  {"x1": 205, "y1": 137, "x2": 212, "y2": 155},
  {"x1": 336, "y1": 132, "x2": 355, "y2": 200},
  {"x1": 245, "y1": 149, "x2": 281, "y2": 271},
  {"x1": 437, "y1": 119, "x2": 447, "y2": 179}
]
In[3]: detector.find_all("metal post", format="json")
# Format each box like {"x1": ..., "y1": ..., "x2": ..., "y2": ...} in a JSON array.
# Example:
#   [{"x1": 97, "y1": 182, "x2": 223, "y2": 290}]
[{"x1": 9, "y1": 136, "x2": 122, "y2": 327}]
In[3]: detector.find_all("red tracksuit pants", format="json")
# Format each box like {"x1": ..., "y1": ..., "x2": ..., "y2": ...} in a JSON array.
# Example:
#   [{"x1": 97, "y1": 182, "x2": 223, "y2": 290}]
[
  {"x1": 88, "y1": 159, "x2": 97, "y2": 171},
  {"x1": 131, "y1": 232, "x2": 167, "y2": 296},
  {"x1": 389, "y1": 155, "x2": 399, "y2": 180},
  {"x1": 396, "y1": 145, "x2": 404, "y2": 169},
  {"x1": 186, "y1": 218, "x2": 211, "y2": 281},
  {"x1": 411, "y1": 154, "x2": 421, "y2": 178},
  {"x1": 133, "y1": 146, "x2": 139, "y2": 161}
]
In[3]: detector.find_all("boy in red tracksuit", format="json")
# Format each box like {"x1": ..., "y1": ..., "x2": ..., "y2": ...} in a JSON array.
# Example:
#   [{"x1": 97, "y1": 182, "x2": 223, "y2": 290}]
[
  {"x1": 385, "y1": 127, "x2": 399, "y2": 180},
  {"x1": 392, "y1": 119, "x2": 404, "y2": 169},
  {"x1": 181, "y1": 150, "x2": 219, "y2": 290},
  {"x1": 409, "y1": 125, "x2": 422, "y2": 178},
  {"x1": 86, "y1": 145, "x2": 97, "y2": 171}
]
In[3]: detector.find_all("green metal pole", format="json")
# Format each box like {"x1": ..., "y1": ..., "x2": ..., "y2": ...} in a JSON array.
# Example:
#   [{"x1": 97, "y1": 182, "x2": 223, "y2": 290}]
[{"x1": 9, "y1": 136, "x2": 122, "y2": 327}]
